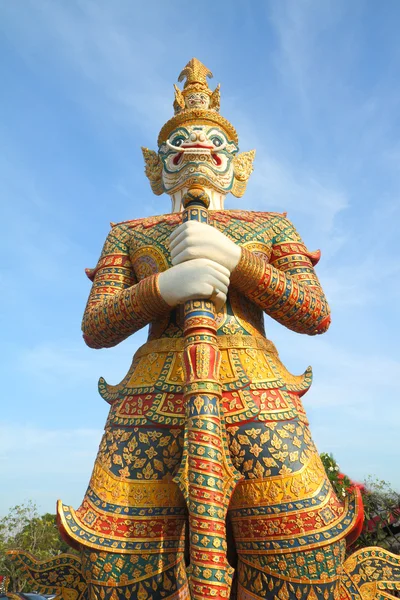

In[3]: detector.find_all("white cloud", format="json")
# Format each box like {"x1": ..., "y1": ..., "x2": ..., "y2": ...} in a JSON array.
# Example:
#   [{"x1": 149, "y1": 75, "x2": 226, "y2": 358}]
[
  {"x1": 222, "y1": 103, "x2": 350, "y2": 237},
  {"x1": 0, "y1": 151, "x2": 83, "y2": 287},
  {"x1": 0, "y1": 423, "x2": 102, "y2": 516},
  {"x1": 269, "y1": 0, "x2": 356, "y2": 112},
  {"x1": 248, "y1": 152, "x2": 349, "y2": 233},
  {"x1": 280, "y1": 333, "x2": 400, "y2": 389},
  {"x1": 265, "y1": 327, "x2": 400, "y2": 491},
  {"x1": 16, "y1": 333, "x2": 148, "y2": 389},
  {"x1": 0, "y1": 0, "x2": 172, "y2": 136},
  {"x1": 321, "y1": 254, "x2": 400, "y2": 309},
  {"x1": 0, "y1": 423, "x2": 100, "y2": 464}
]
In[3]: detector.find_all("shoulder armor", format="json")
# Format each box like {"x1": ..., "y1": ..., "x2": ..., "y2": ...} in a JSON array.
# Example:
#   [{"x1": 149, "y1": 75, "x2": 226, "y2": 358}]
[{"x1": 111, "y1": 213, "x2": 181, "y2": 229}]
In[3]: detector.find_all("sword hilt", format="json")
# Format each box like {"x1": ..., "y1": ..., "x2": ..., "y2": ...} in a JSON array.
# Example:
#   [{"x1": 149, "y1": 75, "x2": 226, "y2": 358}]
[
  {"x1": 176, "y1": 184, "x2": 240, "y2": 599},
  {"x1": 182, "y1": 185, "x2": 211, "y2": 228},
  {"x1": 182, "y1": 184, "x2": 210, "y2": 210}
]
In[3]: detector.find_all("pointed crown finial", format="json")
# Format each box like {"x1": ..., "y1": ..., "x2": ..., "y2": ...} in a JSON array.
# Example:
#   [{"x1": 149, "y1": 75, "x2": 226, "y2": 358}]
[
  {"x1": 158, "y1": 58, "x2": 237, "y2": 146},
  {"x1": 173, "y1": 58, "x2": 219, "y2": 114},
  {"x1": 178, "y1": 58, "x2": 213, "y2": 89}
]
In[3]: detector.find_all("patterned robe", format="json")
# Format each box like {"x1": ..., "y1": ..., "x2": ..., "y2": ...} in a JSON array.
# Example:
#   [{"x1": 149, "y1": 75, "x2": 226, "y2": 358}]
[{"x1": 58, "y1": 210, "x2": 363, "y2": 600}]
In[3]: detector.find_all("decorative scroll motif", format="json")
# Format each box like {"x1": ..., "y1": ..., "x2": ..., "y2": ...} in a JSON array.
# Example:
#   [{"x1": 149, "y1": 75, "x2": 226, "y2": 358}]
[
  {"x1": 158, "y1": 58, "x2": 238, "y2": 145},
  {"x1": 341, "y1": 547, "x2": 400, "y2": 599},
  {"x1": 195, "y1": 343, "x2": 212, "y2": 379},
  {"x1": 141, "y1": 147, "x2": 163, "y2": 196},
  {"x1": 7, "y1": 550, "x2": 88, "y2": 600},
  {"x1": 232, "y1": 150, "x2": 256, "y2": 198}
]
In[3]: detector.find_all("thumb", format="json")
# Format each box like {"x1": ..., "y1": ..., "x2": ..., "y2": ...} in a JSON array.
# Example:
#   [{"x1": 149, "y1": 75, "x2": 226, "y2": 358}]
[{"x1": 213, "y1": 289, "x2": 227, "y2": 312}]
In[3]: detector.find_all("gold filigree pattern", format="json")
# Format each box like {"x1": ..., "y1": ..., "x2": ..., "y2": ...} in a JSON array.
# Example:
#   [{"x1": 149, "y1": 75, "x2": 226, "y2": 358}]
[
  {"x1": 158, "y1": 58, "x2": 238, "y2": 145},
  {"x1": 232, "y1": 150, "x2": 256, "y2": 198},
  {"x1": 229, "y1": 451, "x2": 325, "y2": 508},
  {"x1": 89, "y1": 463, "x2": 185, "y2": 508},
  {"x1": 141, "y1": 147, "x2": 163, "y2": 195}
]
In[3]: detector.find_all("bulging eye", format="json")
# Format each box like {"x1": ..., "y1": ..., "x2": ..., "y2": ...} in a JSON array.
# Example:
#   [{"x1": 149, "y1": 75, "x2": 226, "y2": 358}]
[
  {"x1": 171, "y1": 136, "x2": 185, "y2": 147},
  {"x1": 211, "y1": 136, "x2": 223, "y2": 147}
]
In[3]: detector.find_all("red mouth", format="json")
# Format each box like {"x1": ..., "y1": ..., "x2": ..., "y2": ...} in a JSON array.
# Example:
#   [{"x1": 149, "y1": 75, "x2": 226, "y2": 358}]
[
  {"x1": 181, "y1": 143, "x2": 214, "y2": 149},
  {"x1": 172, "y1": 148, "x2": 222, "y2": 166}
]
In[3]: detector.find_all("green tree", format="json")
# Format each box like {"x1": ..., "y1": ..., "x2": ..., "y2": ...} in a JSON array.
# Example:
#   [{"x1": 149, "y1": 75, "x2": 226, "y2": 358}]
[
  {"x1": 0, "y1": 501, "x2": 76, "y2": 592},
  {"x1": 354, "y1": 477, "x2": 400, "y2": 554},
  {"x1": 321, "y1": 453, "x2": 400, "y2": 554}
]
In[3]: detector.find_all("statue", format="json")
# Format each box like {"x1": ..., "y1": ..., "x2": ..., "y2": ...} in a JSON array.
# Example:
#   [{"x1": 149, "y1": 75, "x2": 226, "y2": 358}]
[{"x1": 9, "y1": 59, "x2": 400, "y2": 600}]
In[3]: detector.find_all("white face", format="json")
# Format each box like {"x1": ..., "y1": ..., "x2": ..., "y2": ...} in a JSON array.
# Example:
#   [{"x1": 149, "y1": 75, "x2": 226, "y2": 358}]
[
  {"x1": 185, "y1": 92, "x2": 210, "y2": 109},
  {"x1": 158, "y1": 124, "x2": 238, "y2": 195}
]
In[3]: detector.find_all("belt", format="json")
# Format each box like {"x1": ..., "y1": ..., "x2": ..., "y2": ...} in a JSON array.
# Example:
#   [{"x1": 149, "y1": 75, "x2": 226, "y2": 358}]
[{"x1": 134, "y1": 334, "x2": 278, "y2": 358}]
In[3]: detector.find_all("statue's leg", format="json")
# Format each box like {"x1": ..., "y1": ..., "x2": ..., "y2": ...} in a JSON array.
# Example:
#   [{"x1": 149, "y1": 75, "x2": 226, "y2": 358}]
[
  {"x1": 81, "y1": 548, "x2": 189, "y2": 600},
  {"x1": 59, "y1": 423, "x2": 189, "y2": 600},
  {"x1": 82, "y1": 548, "x2": 189, "y2": 600},
  {"x1": 227, "y1": 411, "x2": 357, "y2": 600}
]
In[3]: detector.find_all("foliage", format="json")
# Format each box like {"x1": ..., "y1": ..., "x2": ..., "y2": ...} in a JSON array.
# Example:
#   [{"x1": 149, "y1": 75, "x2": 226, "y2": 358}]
[
  {"x1": 353, "y1": 477, "x2": 400, "y2": 554},
  {"x1": 320, "y1": 452, "x2": 352, "y2": 499},
  {"x1": 0, "y1": 501, "x2": 76, "y2": 592},
  {"x1": 321, "y1": 453, "x2": 400, "y2": 554}
]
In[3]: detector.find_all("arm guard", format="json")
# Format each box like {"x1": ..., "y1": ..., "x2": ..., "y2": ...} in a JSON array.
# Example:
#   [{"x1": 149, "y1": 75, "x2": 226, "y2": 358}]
[
  {"x1": 82, "y1": 224, "x2": 170, "y2": 349},
  {"x1": 230, "y1": 217, "x2": 331, "y2": 335}
]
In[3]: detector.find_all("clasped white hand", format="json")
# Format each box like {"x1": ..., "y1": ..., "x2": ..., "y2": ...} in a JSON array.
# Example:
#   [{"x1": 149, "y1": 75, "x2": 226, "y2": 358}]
[
  {"x1": 158, "y1": 222, "x2": 241, "y2": 312},
  {"x1": 169, "y1": 221, "x2": 241, "y2": 272},
  {"x1": 158, "y1": 258, "x2": 230, "y2": 312}
]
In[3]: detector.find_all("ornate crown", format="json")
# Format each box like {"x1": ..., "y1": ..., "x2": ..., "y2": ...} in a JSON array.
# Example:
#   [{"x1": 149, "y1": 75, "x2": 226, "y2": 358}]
[{"x1": 157, "y1": 58, "x2": 238, "y2": 146}]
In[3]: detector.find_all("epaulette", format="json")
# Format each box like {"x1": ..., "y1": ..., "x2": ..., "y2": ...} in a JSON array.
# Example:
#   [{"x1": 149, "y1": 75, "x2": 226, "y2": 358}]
[{"x1": 110, "y1": 213, "x2": 181, "y2": 229}]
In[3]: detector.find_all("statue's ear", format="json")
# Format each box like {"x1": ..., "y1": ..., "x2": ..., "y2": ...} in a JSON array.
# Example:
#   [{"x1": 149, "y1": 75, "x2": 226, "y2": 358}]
[
  {"x1": 210, "y1": 84, "x2": 221, "y2": 110},
  {"x1": 231, "y1": 150, "x2": 256, "y2": 197},
  {"x1": 173, "y1": 84, "x2": 185, "y2": 112},
  {"x1": 141, "y1": 147, "x2": 164, "y2": 196}
]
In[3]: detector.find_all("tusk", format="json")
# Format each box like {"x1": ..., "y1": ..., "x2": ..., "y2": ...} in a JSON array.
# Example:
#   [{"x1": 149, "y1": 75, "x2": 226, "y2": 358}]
[{"x1": 166, "y1": 140, "x2": 185, "y2": 152}]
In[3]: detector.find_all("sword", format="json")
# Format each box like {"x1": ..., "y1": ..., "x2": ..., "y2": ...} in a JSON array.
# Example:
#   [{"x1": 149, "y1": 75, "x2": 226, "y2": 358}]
[{"x1": 174, "y1": 185, "x2": 242, "y2": 600}]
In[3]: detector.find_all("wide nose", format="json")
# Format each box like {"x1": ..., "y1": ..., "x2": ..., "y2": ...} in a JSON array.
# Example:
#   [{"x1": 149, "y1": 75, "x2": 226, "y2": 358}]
[{"x1": 189, "y1": 131, "x2": 206, "y2": 142}]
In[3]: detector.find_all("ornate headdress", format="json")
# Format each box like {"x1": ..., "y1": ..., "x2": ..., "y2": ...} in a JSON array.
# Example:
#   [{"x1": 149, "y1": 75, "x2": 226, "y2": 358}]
[
  {"x1": 142, "y1": 59, "x2": 255, "y2": 198},
  {"x1": 157, "y1": 58, "x2": 238, "y2": 146}
]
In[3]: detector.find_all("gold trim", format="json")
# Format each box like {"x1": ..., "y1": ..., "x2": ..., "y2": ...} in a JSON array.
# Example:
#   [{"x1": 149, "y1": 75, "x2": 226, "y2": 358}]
[
  {"x1": 235, "y1": 493, "x2": 360, "y2": 556},
  {"x1": 230, "y1": 484, "x2": 333, "y2": 521},
  {"x1": 236, "y1": 583, "x2": 267, "y2": 600},
  {"x1": 81, "y1": 495, "x2": 185, "y2": 521},
  {"x1": 233, "y1": 495, "x2": 347, "y2": 540},
  {"x1": 89, "y1": 462, "x2": 186, "y2": 507},
  {"x1": 240, "y1": 555, "x2": 342, "y2": 585},
  {"x1": 158, "y1": 109, "x2": 238, "y2": 145},
  {"x1": 57, "y1": 501, "x2": 184, "y2": 555},
  {"x1": 229, "y1": 453, "x2": 326, "y2": 508},
  {"x1": 135, "y1": 335, "x2": 278, "y2": 358}
]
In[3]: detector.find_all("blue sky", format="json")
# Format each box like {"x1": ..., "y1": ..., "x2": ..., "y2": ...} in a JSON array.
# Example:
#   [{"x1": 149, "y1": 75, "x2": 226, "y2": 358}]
[{"x1": 1, "y1": 0, "x2": 399, "y2": 517}]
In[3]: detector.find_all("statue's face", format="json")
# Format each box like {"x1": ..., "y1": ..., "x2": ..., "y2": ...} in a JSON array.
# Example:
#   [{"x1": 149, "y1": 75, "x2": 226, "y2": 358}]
[
  {"x1": 159, "y1": 124, "x2": 238, "y2": 195},
  {"x1": 185, "y1": 92, "x2": 210, "y2": 109}
]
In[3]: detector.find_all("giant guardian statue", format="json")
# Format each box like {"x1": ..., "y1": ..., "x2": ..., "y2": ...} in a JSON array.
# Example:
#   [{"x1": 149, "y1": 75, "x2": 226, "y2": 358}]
[{"x1": 10, "y1": 59, "x2": 400, "y2": 600}]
